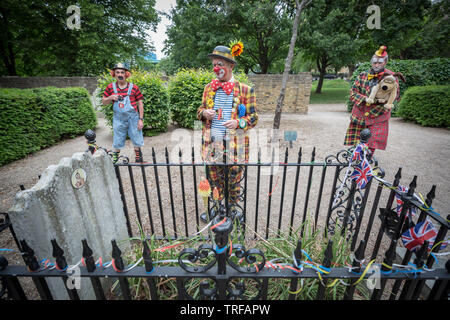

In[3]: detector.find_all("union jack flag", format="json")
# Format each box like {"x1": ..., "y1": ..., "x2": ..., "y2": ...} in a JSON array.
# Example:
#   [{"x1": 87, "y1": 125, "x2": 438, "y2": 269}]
[
  {"x1": 401, "y1": 219, "x2": 443, "y2": 252},
  {"x1": 350, "y1": 159, "x2": 373, "y2": 189},
  {"x1": 351, "y1": 143, "x2": 367, "y2": 163},
  {"x1": 395, "y1": 185, "x2": 417, "y2": 218}
]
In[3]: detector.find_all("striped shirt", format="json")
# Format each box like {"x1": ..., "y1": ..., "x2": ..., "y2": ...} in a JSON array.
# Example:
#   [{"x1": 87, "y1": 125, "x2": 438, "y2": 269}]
[
  {"x1": 103, "y1": 82, "x2": 144, "y2": 111},
  {"x1": 210, "y1": 88, "x2": 234, "y2": 141}
]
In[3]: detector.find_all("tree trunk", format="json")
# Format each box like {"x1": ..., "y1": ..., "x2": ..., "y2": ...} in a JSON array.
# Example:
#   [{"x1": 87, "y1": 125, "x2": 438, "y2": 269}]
[
  {"x1": 0, "y1": 7, "x2": 17, "y2": 76},
  {"x1": 260, "y1": 60, "x2": 270, "y2": 74},
  {"x1": 347, "y1": 64, "x2": 356, "y2": 80},
  {"x1": 273, "y1": 0, "x2": 310, "y2": 130},
  {"x1": 315, "y1": 67, "x2": 327, "y2": 93},
  {"x1": 314, "y1": 55, "x2": 327, "y2": 94},
  {"x1": 315, "y1": 71, "x2": 325, "y2": 94}
]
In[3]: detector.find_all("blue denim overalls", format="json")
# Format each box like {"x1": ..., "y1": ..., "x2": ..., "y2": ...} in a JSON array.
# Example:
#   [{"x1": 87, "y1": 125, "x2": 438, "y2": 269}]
[{"x1": 112, "y1": 82, "x2": 144, "y2": 149}]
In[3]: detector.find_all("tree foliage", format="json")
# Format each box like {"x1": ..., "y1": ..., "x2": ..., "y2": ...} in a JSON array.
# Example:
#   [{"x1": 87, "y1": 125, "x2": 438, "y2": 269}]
[
  {"x1": 298, "y1": 0, "x2": 371, "y2": 93},
  {"x1": 296, "y1": 0, "x2": 439, "y2": 93},
  {"x1": 163, "y1": 0, "x2": 294, "y2": 74},
  {"x1": 0, "y1": 0, "x2": 159, "y2": 76},
  {"x1": 401, "y1": 0, "x2": 450, "y2": 59}
]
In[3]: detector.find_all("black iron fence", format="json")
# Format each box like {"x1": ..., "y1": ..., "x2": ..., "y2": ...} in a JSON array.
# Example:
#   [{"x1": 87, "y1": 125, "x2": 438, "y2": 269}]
[{"x1": 1, "y1": 130, "x2": 449, "y2": 300}]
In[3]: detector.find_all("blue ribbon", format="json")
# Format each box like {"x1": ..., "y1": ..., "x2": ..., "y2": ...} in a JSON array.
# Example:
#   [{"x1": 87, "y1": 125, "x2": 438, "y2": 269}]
[
  {"x1": 215, "y1": 245, "x2": 227, "y2": 254},
  {"x1": 301, "y1": 249, "x2": 313, "y2": 262}
]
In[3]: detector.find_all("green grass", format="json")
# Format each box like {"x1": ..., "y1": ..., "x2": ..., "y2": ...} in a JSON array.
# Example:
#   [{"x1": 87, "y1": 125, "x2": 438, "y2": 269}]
[
  {"x1": 309, "y1": 79, "x2": 350, "y2": 104},
  {"x1": 110, "y1": 215, "x2": 370, "y2": 300}
]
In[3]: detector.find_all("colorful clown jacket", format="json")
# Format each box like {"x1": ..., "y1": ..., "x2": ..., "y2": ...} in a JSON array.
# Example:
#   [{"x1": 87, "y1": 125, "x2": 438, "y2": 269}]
[
  {"x1": 197, "y1": 80, "x2": 258, "y2": 163},
  {"x1": 349, "y1": 68, "x2": 400, "y2": 126}
]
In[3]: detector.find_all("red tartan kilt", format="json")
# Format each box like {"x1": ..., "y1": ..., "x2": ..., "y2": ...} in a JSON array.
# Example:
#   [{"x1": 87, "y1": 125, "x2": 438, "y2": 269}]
[{"x1": 344, "y1": 120, "x2": 389, "y2": 150}]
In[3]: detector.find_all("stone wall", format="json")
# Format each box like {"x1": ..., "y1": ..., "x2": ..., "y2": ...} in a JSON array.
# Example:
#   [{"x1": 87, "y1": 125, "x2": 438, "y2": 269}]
[{"x1": 248, "y1": 73, "x2": 312, "y2": 114}]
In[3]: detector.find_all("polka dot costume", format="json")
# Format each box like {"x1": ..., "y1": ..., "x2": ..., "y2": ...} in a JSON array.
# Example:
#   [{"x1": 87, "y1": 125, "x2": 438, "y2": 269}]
[{"x1": 210, "y1": 79, "x2": 235, "y2": 95}]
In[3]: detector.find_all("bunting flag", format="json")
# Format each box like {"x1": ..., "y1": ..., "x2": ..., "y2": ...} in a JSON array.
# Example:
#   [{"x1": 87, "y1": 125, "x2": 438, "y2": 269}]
[
  {"x1": 401, "y1": 219, "x2": 447, "y2": 252},
  {"x1": 395, "y1": 185, "x2": 417, "y2": 218},
  {"x1": 351, "y1": 143, "x2": 367, "y2": 163},
  {"x1": 350, "y1": 159, "x2": 373, "y2": 189}
]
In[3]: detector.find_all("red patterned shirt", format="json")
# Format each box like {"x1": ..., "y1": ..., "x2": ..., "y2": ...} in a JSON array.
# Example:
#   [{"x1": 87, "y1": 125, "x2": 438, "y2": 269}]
[{"x1": 103, "y1": 82, "x2": 144, "y2": 111}]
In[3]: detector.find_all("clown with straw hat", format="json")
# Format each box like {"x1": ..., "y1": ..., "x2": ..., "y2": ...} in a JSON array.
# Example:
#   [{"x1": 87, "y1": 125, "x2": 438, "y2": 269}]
[{"x1": 197, "y1": 41, "x2": 258, "y2": 224}]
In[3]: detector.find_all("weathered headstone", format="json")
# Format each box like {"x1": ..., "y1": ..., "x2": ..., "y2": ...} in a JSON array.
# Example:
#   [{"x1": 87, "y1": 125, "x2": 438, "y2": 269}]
[{"x1": 8, "y1": 149, "x2": 130, "y2": 299}]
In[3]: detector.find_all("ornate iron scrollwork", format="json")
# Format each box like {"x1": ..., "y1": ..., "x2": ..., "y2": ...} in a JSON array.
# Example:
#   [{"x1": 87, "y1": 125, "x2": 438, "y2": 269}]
[
  {"x1": 379, "y1": 207, "x2": 414, "y2": 240},
  {"x1": 205, "y1": 138, "x2": 247, "y2": 225},
  {"x1": 226, "y1": 278, "x2": 263, "y2": 300},
  {"x1": 178, "y1": 244, "x2": 217, "y2": 273},
  {"x1": 181, "y1": 278, "x2": 218, "y2": 300},
  {"x1": 325, "y1": 129, "x2": 384, "y2": 239},
  {"x1": 327, "y1": 186, "x2": 364, "y2": 239},
  {"x1": 199, "y1": 279, "x2": 218, "y2": 300},
  {"x1": 379, "y1": 208, "x2": 402, "y2": 239},
  {"x1": 227, "y1": 244, "x2": 266, "y2": 274}
]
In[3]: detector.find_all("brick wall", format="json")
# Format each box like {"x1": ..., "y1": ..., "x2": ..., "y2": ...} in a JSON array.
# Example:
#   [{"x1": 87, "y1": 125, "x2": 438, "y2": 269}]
[{"x1": 248, "y1": 73, "x2": 312, "y2": 114}]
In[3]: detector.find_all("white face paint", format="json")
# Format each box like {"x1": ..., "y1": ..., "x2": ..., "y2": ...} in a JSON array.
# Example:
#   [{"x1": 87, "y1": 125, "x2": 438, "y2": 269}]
[
  {"x1": 216, "y1": 67, "x2": 226, "y2": 80},
  {"x1": 212, "y1": 58, "x2": 232, "y2": 82},
  {"x1": 371, "y1": 56, "x2": 387, "y2": 73}
]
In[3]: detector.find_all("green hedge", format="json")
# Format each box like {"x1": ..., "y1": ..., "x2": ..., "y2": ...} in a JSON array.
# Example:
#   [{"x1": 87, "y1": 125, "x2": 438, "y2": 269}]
[
  {"x1": 168, "y1": 68, "x2": 251, "y2": 129},
  {"x1": 97, "y1": 70, "x2": 169, "y2": 136},
  {"x1": 346, "y1": 58, "x2": 450, "y2": 113},
  {"x1": 396, "y1": 85, "x2": 450, "y2": 128},
  {"x1": 0, "y1": 87, "x2": 97, "y2": 166}
]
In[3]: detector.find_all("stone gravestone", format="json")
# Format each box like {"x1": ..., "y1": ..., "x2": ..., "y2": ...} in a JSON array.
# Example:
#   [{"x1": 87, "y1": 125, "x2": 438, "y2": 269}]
[{"x1": 8, "y1": 149, "x2": 130, "y2": 299}]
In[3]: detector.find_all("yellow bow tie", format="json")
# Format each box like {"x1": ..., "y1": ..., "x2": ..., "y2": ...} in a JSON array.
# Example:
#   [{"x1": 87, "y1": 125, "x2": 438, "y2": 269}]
[{"x1": 368, "y1": 72, "x2": 385, "y2": 80}]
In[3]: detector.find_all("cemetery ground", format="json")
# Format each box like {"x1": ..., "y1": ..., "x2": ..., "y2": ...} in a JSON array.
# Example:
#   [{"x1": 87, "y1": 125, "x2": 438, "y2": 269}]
[{"x1": 1, "y1": 103, "x2": 449, "y2": 299}]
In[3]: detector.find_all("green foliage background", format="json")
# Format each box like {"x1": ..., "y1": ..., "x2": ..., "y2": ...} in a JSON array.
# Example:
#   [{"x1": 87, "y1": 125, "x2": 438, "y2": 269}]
[
  {"x1": 0, "y1": 87, "x2": 97, "y2": 166},
  {"x1": 0, "y1": 0, "x2": 159, "y2": 76},
  {"x1": 397, "y1": 85, "x2": 450, "y2": 128},
  {"x1": 97, "y1": 70, "x2": 169, "y2": 136},
  {"x1": 168, "y1": 68, "x2": 251, "y2": 129}
]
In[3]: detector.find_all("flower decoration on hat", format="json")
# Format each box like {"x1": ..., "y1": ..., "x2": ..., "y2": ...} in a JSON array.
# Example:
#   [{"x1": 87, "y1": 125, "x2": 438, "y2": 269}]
[
  {"x1": 375, "y1": 45, "x2": 387, "y2": 57},
  {"x1": 229, "y1": 40, "x2": 244, "y2": 57}
]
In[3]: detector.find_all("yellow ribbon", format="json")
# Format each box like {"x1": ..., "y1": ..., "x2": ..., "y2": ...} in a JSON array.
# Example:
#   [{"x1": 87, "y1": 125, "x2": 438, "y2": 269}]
[
  {"x1": 351, "y1": 259, "x2": 376, "y2": 286},
  {"x1": 288, "y1": 286, "x2": 303, "y2": 295}
]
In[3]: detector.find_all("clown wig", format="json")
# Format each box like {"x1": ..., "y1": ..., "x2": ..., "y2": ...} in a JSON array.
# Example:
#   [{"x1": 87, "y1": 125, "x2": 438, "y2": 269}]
[{"x1": 110, "y1": 69, "x2": 131, "y2": 78}]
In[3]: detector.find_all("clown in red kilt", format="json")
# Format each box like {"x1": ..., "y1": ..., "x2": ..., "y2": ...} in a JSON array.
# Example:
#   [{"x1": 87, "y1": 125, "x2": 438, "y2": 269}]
[{"x1": 344, "y1": 46, "x2": 401, "y2": 153}]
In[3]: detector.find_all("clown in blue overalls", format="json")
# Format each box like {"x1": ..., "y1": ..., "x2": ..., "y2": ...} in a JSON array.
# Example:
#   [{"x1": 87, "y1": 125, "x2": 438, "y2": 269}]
[{"x1": 102, "y1": 63, "x2": 145, "y2": 163}]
